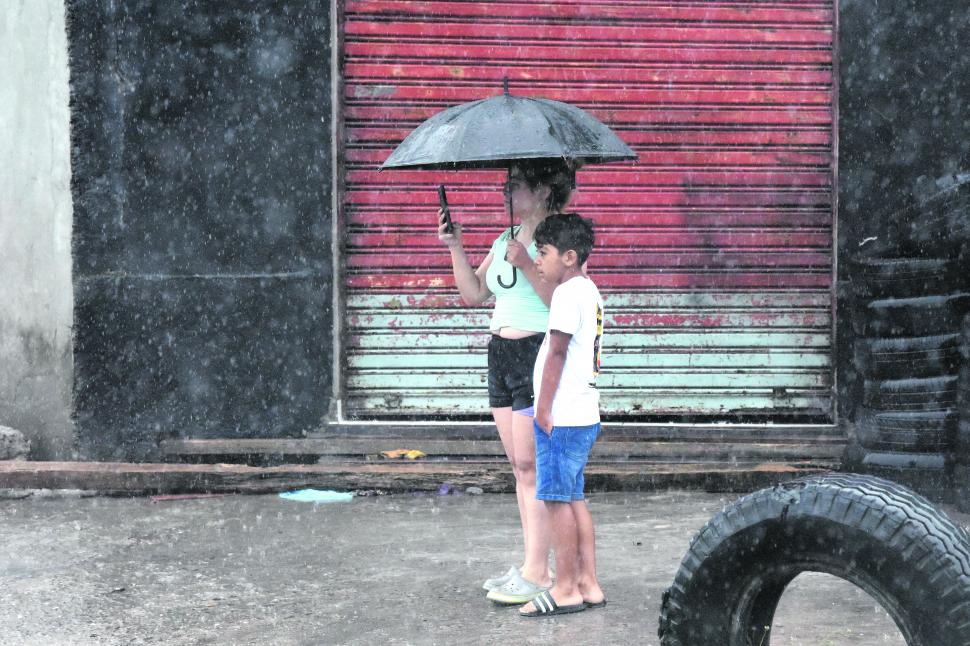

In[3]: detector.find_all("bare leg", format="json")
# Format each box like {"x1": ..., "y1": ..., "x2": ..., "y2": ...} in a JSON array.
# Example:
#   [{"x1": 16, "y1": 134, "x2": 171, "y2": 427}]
[
  {"x1": 491, "y1": 407, "x2": 528, "y2": 568},
  {"x1": 572, "y1": 500, "x2": 604, "y2": 604},
  {"x1": 521, "y1": 501, "x2": 583, "y2": 612},
  {"x1": 510, "y1": 412, "x2": 552, "y2": 587}
]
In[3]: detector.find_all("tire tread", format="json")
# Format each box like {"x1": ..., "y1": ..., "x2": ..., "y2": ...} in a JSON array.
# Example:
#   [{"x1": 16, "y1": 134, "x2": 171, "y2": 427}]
[{"x1": 659, "y1": 474, "x2": 970, "y2": 645}]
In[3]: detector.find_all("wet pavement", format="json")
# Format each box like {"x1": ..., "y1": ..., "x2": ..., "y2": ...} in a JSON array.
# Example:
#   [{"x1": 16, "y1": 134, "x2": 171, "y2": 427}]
[{"x1": 3, "y1": 488, "x2": 967, "y2": 645}]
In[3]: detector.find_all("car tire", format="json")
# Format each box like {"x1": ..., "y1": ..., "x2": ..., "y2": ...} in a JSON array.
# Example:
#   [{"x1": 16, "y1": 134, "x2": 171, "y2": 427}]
[
  {"x1": 955, "y1": 465, "x2": 970, "y2": 513},
  {"x1": 851, "y1": 448, "x2": 949, "y2": 470},
  {"x1": 960, "y1": 363, "x2": 970, "y2": 409},
  {"x1": 956, "y1": 420, "x2": 970, "y2": 465},
  {"x1": 962, "y1": 313, "x2": 970, "y2": 360},
  {"x1": 841, "y1": 444, "x2": 955, "y2": 503},
  {"x1": 902, "y1": 186, "x2": 970, "y2": 258},
  {"x1": 658, "y1": 473, "x2": 970, "y2": 646},
  {"x1": 861, "y1": 375, "x2": 958, "y2": 411},
  {"x1": 854, "y1": 333, "x2": 963, "y2": 379},
  {"x1": 854, "y1": 407, "x2": 957, "y2": 452},
  {"x1": 849, "y1": 256, "x2": 962, "y2": 299},
  {"x1": 850, "y1": 293, "x2": 970, "y2": 338}
]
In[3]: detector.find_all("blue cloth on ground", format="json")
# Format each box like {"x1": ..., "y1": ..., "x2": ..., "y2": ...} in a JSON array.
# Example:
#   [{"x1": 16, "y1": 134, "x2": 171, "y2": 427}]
[{"x1": 278, "y1": 489, "x2": 354, "y2": 503}]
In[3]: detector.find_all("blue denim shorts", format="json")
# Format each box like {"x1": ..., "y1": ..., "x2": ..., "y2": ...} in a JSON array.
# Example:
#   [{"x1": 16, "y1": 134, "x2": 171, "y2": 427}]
[{"x1": 534, "y1": 421, "x2": 601, "y2": 502}]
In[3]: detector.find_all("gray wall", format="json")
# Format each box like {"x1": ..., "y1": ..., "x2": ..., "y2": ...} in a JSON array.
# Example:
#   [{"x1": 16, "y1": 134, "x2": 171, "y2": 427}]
[
  {"x1": 68, "y1": 1, "x2": 334, "y2": 461},
  {"x1": 0, "y1": 0, "x2": 75, "y2": 459},
  {"x1": 837, "y1": 1, "x2": 970, "y2": 422},
  {"x1": 839, "y1": 0, "x2": 970, "y2": 252}
]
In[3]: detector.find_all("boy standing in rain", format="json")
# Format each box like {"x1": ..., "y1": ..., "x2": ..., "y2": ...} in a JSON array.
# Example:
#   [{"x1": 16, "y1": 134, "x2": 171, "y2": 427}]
[{"x1": 519, "y1": 213, "x2": 606, "y2": 617}]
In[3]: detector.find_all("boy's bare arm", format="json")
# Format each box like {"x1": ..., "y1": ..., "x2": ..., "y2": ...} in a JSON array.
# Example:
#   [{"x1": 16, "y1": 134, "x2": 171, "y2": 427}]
[{"x1": 534, "y1": 330, "x2": 571, "y2": 434}]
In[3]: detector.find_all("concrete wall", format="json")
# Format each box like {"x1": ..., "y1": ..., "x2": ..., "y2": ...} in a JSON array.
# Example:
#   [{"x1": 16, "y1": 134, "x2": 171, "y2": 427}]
[
  {"x1": 0, "y1": 0, "x2": 75, "y2": 459},
  {"x1": 839, "y1": 0, "x2": 970, "y2": 252},
  {"x1": 67, "y1": 1, "x2": 334, "y2": 460}
]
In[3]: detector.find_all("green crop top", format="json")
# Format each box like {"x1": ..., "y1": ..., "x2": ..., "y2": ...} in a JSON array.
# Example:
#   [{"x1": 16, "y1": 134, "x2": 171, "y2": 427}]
[{"x1": 484, "y1": 227, "x2": 549, "y2": 333}]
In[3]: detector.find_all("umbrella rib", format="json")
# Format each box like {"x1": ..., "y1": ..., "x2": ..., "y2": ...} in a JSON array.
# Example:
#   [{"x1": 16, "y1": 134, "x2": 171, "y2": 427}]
[{"x1": 531, "y1": 99, "x2": 570, "y2": 161}]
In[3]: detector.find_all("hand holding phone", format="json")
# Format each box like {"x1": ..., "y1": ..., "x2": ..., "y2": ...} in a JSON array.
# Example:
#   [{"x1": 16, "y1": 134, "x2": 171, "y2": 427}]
[{"x1": 438, "y1": 184, "x2": 454, "y2": 234}]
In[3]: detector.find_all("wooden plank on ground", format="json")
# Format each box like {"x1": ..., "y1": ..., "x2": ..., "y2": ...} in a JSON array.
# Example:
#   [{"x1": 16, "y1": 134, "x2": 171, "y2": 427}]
[{"x1": 0, "y1": 460, "x2": 837, "y2": 496}]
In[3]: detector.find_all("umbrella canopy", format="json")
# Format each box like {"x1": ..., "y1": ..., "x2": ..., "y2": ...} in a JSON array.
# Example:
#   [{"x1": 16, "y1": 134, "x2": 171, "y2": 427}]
[
  {"x1": 381, "y1": 80, "x2": 636, "y2": 287},
  {"x1": 381, "y1": 83, "x2": 636, "y2": 170}
]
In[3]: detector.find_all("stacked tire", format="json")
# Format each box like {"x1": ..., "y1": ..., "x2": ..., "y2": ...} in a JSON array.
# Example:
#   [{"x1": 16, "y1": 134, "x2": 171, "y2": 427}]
[
  {"x1": 846, "y1": 256, "x2": 969, "y2": 499},
  {"x1": 955, "y1": 313, "x2": 970, "y2": 512}
]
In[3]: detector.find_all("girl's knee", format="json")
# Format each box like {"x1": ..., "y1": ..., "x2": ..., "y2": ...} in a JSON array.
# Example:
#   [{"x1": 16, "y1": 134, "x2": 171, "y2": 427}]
[{"x1": 512, "y1": 457, "x2": 537, "y2": 483}]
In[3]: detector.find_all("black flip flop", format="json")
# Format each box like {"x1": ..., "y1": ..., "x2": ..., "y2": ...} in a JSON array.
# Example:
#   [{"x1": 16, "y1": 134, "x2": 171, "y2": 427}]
[
  {"x1": 520, "y1": 590, "x2": 586, "y2": 618},
  {"x1": 584, "y1": 599, "x2": 607, "y2": 609}
]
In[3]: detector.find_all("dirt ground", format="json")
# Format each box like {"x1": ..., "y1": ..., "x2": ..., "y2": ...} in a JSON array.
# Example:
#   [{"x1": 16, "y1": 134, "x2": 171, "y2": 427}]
[{"x1": 2, "y1": 488, "x2": 965, "y2": 645}]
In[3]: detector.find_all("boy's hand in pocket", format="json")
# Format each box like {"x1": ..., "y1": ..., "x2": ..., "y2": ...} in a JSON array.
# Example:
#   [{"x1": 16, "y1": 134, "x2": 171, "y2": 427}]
[{"x1": 535, "y1": 409, "x2": 553, "y2": 435}]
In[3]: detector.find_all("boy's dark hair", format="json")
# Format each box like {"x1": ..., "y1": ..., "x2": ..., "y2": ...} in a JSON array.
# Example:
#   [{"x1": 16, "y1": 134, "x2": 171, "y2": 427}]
[
  {"x1": 534, "y1": 212, "x2": 595, "y2": 265},
  {"x1": 513, "y1": 159, "x2": 577, "y2": 213}
]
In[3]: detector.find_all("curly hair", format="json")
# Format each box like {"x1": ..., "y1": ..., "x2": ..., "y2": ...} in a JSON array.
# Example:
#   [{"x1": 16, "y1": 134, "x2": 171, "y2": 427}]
[{"x1": 533, "y1": 212, "x2": 595, "y2": 265}]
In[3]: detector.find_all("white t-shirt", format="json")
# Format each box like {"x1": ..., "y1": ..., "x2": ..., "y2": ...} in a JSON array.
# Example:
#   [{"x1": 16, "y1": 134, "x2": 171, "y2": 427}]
[{"x1": 533, "y1": 276, "x2": 604, "y2": 426}]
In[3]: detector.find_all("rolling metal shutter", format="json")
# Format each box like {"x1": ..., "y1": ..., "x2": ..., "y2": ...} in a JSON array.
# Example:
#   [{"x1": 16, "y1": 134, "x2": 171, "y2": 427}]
[{"x1": 340, "y1": 1, "x2": 835, "y2": 420}]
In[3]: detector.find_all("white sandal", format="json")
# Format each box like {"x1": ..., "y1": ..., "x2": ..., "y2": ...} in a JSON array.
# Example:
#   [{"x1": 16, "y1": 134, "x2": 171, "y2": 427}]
[
  {"x1": 482, "y1": 565, "x2": 519, "y2": 591},
  {"x1": 486, "y1": 571, "x2": 549, "y2": 605}
]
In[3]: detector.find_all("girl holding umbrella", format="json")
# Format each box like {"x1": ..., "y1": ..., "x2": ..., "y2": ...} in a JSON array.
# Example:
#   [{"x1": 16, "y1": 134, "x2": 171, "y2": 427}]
[{"x1": 438, "y1": 159, "x2": 576, "y2": 604}]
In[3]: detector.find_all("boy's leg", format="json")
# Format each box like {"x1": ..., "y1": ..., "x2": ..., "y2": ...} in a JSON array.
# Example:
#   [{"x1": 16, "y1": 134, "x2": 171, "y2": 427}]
[
  {"x1": 520, "y1": 500, "x2": 584, "y2": 612},
  {"x1": 510, "y1": 412, "x2": 552, "y2": 587},
  {"x1": 521, "y1": 422, "x2": 599, "y2": 613},
  {"x1": 571, "y1": 500, "x2": 604, "y2": 604},
  {"x1": 549, "y1": 501, "x2": 583, "y2": 602}
]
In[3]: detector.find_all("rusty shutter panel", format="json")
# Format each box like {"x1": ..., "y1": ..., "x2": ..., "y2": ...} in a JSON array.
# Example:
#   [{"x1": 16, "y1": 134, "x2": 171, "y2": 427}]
[{"x1": 341, "y1": 1, "x2": 835, "y2": 420}]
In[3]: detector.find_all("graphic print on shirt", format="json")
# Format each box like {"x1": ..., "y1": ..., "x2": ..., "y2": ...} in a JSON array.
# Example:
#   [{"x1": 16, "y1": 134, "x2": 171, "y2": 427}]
[{"x1": 592, "y1": 303, "x2": 603, "y2": 378}]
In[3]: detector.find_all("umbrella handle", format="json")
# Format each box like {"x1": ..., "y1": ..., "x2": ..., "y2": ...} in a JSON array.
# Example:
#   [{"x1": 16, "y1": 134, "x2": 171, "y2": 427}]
[
  {"x1": 497, "y1": 167, "x2": 519, "y2": 289},
  {"x1": 497, "y1": 267, "x2": 518, "y2": 289}
]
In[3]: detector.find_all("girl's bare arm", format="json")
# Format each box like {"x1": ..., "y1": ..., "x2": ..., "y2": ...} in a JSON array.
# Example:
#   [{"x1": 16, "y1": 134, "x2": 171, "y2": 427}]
[{"x1": 438, "y1": 210, "x2": 493, "y2": 306}]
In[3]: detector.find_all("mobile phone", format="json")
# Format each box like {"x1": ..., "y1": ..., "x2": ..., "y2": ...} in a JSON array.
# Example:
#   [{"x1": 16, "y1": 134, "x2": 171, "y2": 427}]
[{"x1": 438, "y1": 184, "x2": 454, "y2": 234}]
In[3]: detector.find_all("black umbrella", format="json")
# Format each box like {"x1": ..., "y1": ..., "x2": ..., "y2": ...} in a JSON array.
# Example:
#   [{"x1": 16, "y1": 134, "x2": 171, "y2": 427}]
[{"x1": 381, "y1": 78, "x2": 636, "y2": 286}]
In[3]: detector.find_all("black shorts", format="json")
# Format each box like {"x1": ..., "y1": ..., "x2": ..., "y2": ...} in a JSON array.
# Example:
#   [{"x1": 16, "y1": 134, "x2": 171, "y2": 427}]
[{"x1": 487, "y1": 334, "x2": 545, "y2": 411}]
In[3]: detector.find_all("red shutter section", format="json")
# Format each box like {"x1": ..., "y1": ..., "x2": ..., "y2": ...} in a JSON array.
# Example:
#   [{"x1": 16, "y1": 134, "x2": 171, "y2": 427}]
[{"x1": 341, "y1": 1, "x2": 835, "y2": 420}]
